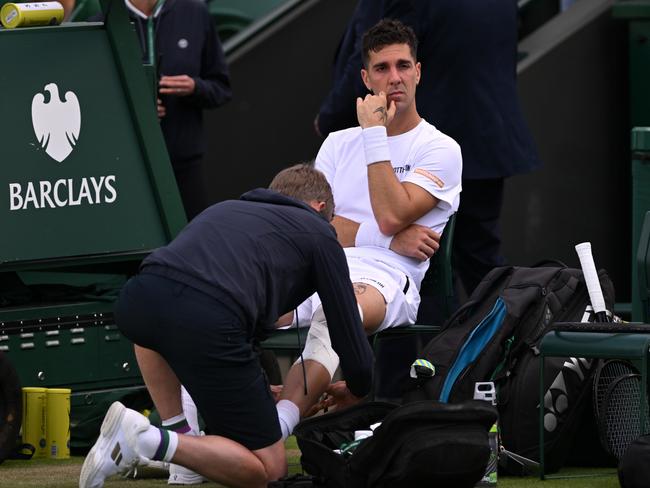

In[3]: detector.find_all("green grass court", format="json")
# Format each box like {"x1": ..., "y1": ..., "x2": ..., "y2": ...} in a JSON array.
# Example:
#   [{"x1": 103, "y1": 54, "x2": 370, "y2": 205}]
[{"x1": 0, "y1": 436, "x2": 621, "y2": 488}]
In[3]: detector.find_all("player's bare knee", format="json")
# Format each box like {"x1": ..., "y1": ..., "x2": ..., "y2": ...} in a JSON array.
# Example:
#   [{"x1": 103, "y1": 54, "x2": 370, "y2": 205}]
[
  {"x1": 354, "y1": 284, "x2": 386, "y2": 331},
  {"x1": 359, "y1": 306, "x2": 384, "y2": 334},
  {"x1": 363, "y1": 320, "x2": 379, "y2": 334}
]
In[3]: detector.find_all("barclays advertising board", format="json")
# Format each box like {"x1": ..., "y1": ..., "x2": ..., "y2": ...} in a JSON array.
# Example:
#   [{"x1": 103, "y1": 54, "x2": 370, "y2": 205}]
[{"x1": 0, "y1": 20, "x2": 184, "y2": 267}]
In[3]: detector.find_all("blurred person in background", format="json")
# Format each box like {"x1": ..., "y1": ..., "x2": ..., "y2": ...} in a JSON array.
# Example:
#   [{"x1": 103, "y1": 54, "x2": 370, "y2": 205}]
[{"x1": 93, "y1": 0, "x2": 232, "y2": 220}]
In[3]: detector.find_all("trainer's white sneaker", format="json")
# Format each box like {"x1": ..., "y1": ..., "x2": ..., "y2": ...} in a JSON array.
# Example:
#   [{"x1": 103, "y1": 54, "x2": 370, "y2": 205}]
[
  {"x1": 79, "y1": 401, "x2": 150, "y2": 488},
  {"x1": 168, "y1": 463, "x2": 206, "y2": 485}
]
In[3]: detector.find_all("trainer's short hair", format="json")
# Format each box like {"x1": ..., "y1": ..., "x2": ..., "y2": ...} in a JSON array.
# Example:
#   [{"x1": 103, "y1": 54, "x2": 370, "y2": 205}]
[
  {"x1": 269, "y1": 163, "x2": 334, "y2": 220},
  {"x1": 362, "y1": 18, "x2": 418, "y2": 68}
]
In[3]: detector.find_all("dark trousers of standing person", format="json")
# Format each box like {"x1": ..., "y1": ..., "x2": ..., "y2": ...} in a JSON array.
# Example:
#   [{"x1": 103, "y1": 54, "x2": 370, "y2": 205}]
[
  {"x1": 452, "y1": 178, "x2": 506, "y2": 299},
  {"x1": 173, "y1": 158, "x2": 210, "y2": 221}
]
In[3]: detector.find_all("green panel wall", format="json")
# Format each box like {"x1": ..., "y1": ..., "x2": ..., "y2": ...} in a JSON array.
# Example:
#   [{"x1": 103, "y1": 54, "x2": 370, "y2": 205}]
[{"x1": 0, "y1": 22, "x2": 184, "y2": 267}]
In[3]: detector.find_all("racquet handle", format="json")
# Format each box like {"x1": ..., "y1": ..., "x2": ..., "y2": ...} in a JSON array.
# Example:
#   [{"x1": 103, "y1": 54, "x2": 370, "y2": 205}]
[{"x1": 575, "y1": 242, "x2": 607, "y2": 317}]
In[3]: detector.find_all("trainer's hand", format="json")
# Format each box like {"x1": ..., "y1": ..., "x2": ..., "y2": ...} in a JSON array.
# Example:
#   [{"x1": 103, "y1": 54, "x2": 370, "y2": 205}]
[
  {"x1": 303, "y1": 381, "x2": 363, "y2": 417},
  {"x1": 356, "y1": 91, "x2": 396, "y2": 129},
  {"x1": 322, "y1": 381, "x2": 364, "y2": 411},
  {"x1": 159, "y1": 75, "x2": 196, "y2": 97},
  {"x1": 275, "y1": 311, "x2": 294, "y2": 328},
  {"x1": 270, "y1": 384, "x2": 283, "y2": 403},
  {"x1": 390, "y1": 224, "x2": 440, "y2": 261}
]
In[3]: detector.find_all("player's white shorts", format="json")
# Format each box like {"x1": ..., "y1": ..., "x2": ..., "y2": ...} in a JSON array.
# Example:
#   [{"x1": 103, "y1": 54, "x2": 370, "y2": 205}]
[{"x1": 293, "y1": 255, "x2": 420, "y2": 333}]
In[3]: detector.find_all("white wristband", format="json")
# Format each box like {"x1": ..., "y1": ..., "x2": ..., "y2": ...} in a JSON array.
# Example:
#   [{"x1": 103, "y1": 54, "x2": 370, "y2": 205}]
[
  {"x1": 355, "y1": 220, "x2": 393, "y2": 248},
  {"x1": 362, "y1": 126, "x2": 390, "y2": 166}
]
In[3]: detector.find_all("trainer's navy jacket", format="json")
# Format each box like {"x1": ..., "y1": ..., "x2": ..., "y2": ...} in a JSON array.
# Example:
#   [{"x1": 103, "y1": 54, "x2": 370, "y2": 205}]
[
  {"x1": 317, "y1": 0, "x2": 540, "y2": 179},
  {"x1": 141, "y1": 189, "x2": 374, "y2": 397},
  {"x1": 93, "y1": 0, "x2": 232, "y2": 165}
]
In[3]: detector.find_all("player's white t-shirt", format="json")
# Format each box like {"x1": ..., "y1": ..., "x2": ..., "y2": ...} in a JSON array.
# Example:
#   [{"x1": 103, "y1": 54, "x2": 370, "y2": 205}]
[{"x1": 315, "y1": 119, "x2": 462, "y2": 288}]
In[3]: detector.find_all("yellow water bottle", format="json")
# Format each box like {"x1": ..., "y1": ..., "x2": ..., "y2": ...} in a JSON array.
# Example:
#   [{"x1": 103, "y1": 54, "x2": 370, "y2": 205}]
[
  {"x1": 46, "y1": 388, "x2": 71, "y2": 459},
  {"x1": 21, "y1": 387, "x2": 48, "y2": 458}
]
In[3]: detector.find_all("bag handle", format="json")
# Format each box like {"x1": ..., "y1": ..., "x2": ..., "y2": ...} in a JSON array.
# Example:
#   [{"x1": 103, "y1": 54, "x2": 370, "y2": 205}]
[{"x1": 7, "y1": 443, "x2": 35, "y2": 460}]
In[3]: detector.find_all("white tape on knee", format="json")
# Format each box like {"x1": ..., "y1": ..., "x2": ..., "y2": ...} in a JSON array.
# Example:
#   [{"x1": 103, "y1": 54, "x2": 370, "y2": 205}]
[
  {"x1": 357, "y1": 303, "x2": 364, "y2": 324},
  {"x1": 295, "y1": 305, "x2": 340, "y2": 379}
]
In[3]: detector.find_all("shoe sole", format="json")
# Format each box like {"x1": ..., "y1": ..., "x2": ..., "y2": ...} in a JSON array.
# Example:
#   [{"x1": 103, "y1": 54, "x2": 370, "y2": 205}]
[
  {"x1": 168, "y1": 476, "x2": 205, "y2": 485},
  {"x1": 168, "y1": 464, "x2": 206, "y2": 485},
  {"x1": 79, "y1": 402, "x2": 127, "y2": 488}
]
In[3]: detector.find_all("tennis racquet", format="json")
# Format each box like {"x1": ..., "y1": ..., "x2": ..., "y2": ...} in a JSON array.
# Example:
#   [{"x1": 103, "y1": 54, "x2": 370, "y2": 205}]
[
  {"x1": 575, "y1": 242, "x2": 610, "y2": 322},
  {"x1": 597, "y1": 361, "x2": 648, "y2": 459}
]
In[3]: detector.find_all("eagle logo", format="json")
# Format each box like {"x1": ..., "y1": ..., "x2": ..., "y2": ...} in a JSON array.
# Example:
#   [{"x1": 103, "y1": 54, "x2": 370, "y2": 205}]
[{"x1": 31, "y1": 83, "x2": 81, "y2": 163}]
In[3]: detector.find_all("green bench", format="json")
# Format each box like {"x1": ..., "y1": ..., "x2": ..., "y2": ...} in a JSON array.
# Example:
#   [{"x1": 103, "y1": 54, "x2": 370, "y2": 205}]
[
  {"x1": 537, "y1": 211, "x2": 650, "y2": 478},
  {"x1": 538, "y1": 330, "x2": 650, "y2": 478},
  {"x1": 639, "y1": 211, "x2": 650, "y2": 323}
]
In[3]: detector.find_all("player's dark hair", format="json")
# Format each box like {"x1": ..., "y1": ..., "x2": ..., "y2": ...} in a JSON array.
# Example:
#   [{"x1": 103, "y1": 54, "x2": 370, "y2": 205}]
[{"x1": 362, "y1": 18, "x2": 418, "y2": 68}]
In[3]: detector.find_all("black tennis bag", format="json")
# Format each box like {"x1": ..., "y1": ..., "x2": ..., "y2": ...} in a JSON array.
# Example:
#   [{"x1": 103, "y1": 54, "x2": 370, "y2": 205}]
[
  {"x1": 618, "y1": 434, "x2": 650, "y2": 488},
  {"x1": 404, "y1": 263, "x2": 615, "y2": 472},
  {"x1": 294, "y1": 400, "x2": 497, "y2": 488}
]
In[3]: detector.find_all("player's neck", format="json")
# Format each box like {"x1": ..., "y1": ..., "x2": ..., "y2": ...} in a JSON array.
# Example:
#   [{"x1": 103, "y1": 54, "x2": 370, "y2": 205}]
[
  {"x1": 387, "y1": 107, "x2": 421, "y2": 137},
  {"x1": 129, "y1": 0, "x2": 157, "y2": 16}
]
